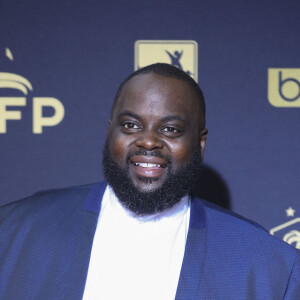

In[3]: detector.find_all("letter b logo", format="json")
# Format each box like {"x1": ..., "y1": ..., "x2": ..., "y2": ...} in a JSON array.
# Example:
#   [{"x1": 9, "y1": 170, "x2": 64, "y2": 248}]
[{"x1": 268, "y1": 68, "x2": 300, "y2": 107}]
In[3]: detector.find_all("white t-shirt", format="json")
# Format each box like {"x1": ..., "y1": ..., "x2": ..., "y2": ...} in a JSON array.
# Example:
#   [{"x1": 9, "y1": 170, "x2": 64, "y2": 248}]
[{"x1": 82, "y1": 185, "x2": 190, "y2": 300}]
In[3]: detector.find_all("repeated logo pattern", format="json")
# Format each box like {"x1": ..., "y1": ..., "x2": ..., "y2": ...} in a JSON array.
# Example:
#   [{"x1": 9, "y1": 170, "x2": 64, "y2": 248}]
[
  {"x1": 270, "y1": 207, "x2": 300, "y2": 249},
  {"x1": 0, "y1": 49, "x2": 64, "y2": 134},
  {"x1": 268, "y1": 68, "x2": 300, "y2": 107},
  {"x1": 134, "y1": 40, "x2": 198, "y2": 81}
]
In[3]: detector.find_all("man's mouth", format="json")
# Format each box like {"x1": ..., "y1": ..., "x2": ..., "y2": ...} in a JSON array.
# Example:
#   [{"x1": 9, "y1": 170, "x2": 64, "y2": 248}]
[
  {"x1": 130, "y1": 156, "x2": 168, "y2": 179},
  {"x1": 132, "y1": 162, "x2": 166, "y2": 168}
]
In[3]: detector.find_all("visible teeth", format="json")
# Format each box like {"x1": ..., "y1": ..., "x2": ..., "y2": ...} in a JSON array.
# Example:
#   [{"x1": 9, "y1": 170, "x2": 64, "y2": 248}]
[
  {"x1": 147, "y1": 163, "x2": 158, "y2": 168},
  {"x1": 134, "y1": 163, "x2": 161, "y2": 168},
  {"x1": 139, "y1": 163, "x2": 148, "y2": 168}
]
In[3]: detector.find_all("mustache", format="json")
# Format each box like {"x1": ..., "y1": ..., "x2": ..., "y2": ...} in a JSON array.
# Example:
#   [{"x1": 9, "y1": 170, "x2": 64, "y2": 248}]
[{"x1": 127, "y1": 149, "x2": 171, "y2": 163}]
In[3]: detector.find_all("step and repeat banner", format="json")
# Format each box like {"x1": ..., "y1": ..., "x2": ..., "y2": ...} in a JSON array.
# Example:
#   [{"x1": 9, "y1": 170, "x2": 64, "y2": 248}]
[{"x1": 0, "y1": 0, "x2": 299, "y2": 249}]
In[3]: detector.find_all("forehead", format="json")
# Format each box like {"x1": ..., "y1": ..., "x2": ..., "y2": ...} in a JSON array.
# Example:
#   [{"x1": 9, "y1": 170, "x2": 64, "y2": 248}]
[{"x1": 112, "y1": 73, "x2": 202, "y2": 121}]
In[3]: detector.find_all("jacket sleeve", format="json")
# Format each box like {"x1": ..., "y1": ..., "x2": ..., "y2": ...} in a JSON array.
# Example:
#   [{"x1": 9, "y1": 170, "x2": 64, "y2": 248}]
[{"x1": 284, "y1": 252, "x2": 300, "y2": 299}]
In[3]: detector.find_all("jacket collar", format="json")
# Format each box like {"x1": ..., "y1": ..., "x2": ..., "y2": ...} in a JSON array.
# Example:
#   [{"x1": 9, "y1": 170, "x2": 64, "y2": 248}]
[
  {"x1": 82, "y1": 181, "x2": 106, "y2": 214},
  {"x1": 175, "y1": 197, "x2": 208, "y2": 299}
]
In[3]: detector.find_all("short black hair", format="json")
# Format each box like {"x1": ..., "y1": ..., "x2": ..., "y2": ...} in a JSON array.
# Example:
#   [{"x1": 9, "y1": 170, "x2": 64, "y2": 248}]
[{"x1": 112, "y1": 63, "x2": 206, "y2": 127}]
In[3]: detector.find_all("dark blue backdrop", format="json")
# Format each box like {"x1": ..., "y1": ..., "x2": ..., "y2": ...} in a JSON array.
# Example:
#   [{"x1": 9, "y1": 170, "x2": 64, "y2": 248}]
[{"x1": 0, "y1": 0, "x2": 299, "y2": 248}]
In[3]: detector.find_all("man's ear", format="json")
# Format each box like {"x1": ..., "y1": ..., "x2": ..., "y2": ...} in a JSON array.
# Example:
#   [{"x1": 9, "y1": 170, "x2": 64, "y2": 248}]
[
  {"x1": 107, "y1": 119, "x2": 112, "y2": 135},
  {"x1": 199, "y1": 128, "x2": 208, "y2": 161}
]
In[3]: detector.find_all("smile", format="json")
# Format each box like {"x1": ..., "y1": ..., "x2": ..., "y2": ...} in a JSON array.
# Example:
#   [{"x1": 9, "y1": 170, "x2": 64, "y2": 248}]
[
  {"x1": 130, "y1": 156, "x2": 168, "y2": 179},
  {"x1": 132, "y1": 163, "x2": 166, "y2": 168}
]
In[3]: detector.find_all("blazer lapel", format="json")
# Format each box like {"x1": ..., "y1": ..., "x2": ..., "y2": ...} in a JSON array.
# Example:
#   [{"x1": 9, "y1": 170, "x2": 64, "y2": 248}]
[
  {"x1": 61, "y1": 182, "x2": 107, "y2": 299},
  {"x1": 175, "y1": 198, "x2": 207, "y2": 300}
]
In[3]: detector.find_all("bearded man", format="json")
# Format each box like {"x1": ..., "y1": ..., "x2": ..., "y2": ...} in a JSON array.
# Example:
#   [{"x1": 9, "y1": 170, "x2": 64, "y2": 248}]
[{"x1": 0, "y1": 63, "x2": 299, "y2": 299}]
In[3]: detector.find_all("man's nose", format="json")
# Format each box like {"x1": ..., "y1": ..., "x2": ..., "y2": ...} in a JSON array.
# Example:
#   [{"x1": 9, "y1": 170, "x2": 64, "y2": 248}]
[{"x1": 135, "y1": 131, "x2": 163, "y2": 150}]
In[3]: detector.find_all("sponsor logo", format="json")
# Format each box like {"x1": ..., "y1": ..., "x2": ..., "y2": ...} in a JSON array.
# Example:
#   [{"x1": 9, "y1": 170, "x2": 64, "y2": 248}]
[
  {"x1": 270, "y1": 207, "x2": 300, "y2": 249},
  {"x1": 134, "y1": 40, "x2": 198, "y2": 81},
  {"x1": 268, "y1": 68, "x2": 300, "y2": 107},
  {"x1": 0, "y1": 48, "x2": 64, "y2": 134}
]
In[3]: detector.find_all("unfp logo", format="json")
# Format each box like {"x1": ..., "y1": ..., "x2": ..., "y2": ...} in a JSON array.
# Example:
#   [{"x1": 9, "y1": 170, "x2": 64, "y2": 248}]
[
  {"x1": 135, "y1": 40, "x2": 198, "y2": 82},
  {"x1": 268, "y1": 68, "x2": 300, "y2": 107},
  {"x1": 0, "y1": 48, "x2": 64, "y2": 134}
]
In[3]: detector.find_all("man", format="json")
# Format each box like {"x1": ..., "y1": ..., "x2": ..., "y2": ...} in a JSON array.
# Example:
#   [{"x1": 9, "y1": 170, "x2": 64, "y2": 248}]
[{"x1": 0, "y1": 63, "x2": 299, "y2": 299}]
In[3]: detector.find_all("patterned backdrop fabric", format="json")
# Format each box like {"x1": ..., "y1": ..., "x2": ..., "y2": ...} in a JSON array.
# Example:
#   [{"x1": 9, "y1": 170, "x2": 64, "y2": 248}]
[{"x1": 0, "y1": 0, "x2": 299, "y2": 249}]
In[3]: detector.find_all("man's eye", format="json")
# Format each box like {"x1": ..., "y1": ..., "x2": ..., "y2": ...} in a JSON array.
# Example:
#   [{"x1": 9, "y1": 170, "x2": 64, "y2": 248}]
[
  {"x1": 123, "y1": 122, "x2": 139, "y2": 129},
  {"x1": 163, "y1": 127, "x2": 179, "y2": 133}
]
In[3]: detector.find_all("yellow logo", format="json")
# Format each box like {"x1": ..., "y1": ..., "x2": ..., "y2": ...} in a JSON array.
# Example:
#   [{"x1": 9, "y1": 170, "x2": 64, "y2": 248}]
[
  {"x1": 270, "y1": 207, "x2": 300, "y2": 249},
  {"x1": 0, "y1": 49, "x2": 64, "y2": 134},
  {"x1": 134, "y1": 40, "x2": 198, "y2": 81},
  {"x1": 268, "y1": 68, "x2": 300, "y2": 107},
  {"x1": 283, "y1": 230, "x2": 300, "y2": 249}
]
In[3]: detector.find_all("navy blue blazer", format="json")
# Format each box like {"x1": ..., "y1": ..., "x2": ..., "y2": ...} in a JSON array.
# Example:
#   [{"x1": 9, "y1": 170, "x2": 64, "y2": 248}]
[{"x1": 0, "y1": 182, "x2": 299, "y2": 299}]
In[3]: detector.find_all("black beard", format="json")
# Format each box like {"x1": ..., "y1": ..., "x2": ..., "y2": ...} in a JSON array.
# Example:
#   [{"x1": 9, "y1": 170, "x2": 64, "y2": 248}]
[{"x1": 102, "y1": 140, "x2": 202, "y2": 216}]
